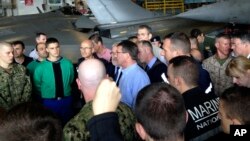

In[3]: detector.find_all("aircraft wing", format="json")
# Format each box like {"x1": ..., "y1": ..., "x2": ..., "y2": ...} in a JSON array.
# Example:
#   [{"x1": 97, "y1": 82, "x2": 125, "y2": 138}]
[
  {"x1": 75, "y1": 15, "x2": 97, "y2": 29},
  {"x1": 176, "y1": 0, "x2": 250, "y2": 25},
  {"x1": 86, "y1": 0, "x2": 156, "y2": 24},
  {"x1": 0, "y1": 11, "x2": 90, "y2": 63},
  {"x1": 85, "y1": 0, "x2": 225, "y2": 40}
]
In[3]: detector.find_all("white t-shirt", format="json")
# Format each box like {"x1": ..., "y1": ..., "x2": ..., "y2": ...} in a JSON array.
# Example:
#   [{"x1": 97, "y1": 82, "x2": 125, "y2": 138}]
[{"x1": 29, "y1": 49, "x2": 39, "y2": 60}]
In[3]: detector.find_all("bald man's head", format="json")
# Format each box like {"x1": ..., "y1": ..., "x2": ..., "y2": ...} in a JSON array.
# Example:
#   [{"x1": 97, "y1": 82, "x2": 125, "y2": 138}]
[
  {"x1": 78, "y1": 58, "x2": 106, "y2": 86},
  {"x1": 76, "y1": 59, "x2": 106, "y2": 101},
  {"x1": 80, "y1": 40, "x2": 95, "y2": 59},
  {"x1": 81, "y1": 40, "x2": 93, "y2": 46},
  {"x1": 0, "y1": 42, "x2": 14, "y2": 67}
]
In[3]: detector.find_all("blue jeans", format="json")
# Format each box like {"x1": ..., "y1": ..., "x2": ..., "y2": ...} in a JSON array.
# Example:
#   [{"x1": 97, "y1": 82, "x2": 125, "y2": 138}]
[{"x1": 42, "y1": 96, "x2": 73, "y2": 126}]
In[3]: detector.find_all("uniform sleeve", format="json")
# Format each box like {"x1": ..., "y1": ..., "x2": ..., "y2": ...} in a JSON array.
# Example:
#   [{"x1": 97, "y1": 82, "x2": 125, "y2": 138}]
[
  {"x1": 22, "y1": 70, "x2": 32, "y2": 101},
  {"x1": 87, "y1": 112, "x2": 124, "y2": 141},
  {"x1": 17, "y1": 65, "x2": 32, "y2": 102},
  {"x1": 63, "y1": 118, "x2": 88, "y2": 141},
  {"x1": 0, "y1": 96, "x2": 9, "y2": 110},
  {"x1": 63, "y1": 103, "x2": 94, "y2": 141}
]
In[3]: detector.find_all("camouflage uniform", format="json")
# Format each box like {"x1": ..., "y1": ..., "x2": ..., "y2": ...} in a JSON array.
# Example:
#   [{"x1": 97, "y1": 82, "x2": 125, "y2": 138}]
[
  {"x1": 63, "y1": 101, "x2": 137, "y2": 141},
  {"x1": 203, "y1": 55, "x2": 233, "y2": 96},
  {"x1": 0, "y1": 63, "x2": 32, "y2": 110}
]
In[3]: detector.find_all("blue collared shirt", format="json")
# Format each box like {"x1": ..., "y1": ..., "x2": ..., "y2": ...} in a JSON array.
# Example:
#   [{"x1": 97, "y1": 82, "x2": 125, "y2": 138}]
[
  {"x1": 147, "y1": 57, "x2": 157, "y2": 69},
  {"x1": 119, "y1": 63, "x2": 150, "y2": 108}
]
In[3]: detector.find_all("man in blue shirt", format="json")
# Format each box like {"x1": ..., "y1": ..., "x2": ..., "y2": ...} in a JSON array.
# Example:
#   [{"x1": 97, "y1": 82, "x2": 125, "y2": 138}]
[{"x1": 115, "y1": 40, "x2": 150, "y2": 108}]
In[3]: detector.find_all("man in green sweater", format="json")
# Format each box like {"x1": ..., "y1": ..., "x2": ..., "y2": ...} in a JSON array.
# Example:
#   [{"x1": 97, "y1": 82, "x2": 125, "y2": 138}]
[
  {"x1": 27, "y1": 43, "x2": 48, "y2": 76},
  {"x1": 27, "y1": 43, "x2": 48, "y2": 101},
  {"x1": 33, "y1": 37, "x2": 74, "y2": 125}
]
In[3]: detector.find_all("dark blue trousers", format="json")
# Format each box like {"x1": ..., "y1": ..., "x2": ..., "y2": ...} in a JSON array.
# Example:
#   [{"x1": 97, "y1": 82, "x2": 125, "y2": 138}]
[{"x1": 42, "y1": 96, "x2": 73, "y2": 126}]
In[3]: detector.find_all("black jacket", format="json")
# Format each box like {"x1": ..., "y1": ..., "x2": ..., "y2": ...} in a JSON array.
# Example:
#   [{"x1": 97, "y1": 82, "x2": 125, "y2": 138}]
[
  {"x1": 145, "y1": 58, "x2": 167, "y2": 83},
  {"x1": 87, "y1": 113, "x2": 123, "y2": 141}
]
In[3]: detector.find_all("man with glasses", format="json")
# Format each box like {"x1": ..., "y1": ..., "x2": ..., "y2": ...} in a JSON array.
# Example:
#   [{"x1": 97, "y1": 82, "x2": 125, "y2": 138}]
[
  {"x1": 78, "y1": 40, "x2": 95, "y2": 65},
  {"x1": 231, "y1": 33, "x2": 250, "y2": 59},
  {"x1": 110, "y1": 42, "x2": 121, "y2": 83},
  {"x1": 77, "y1": 39, "x2": 109, "y2": 67},
  {"x1": 115, "y1": 40, "x2": 150, "y2": 108},
  {"x1": 78, "y1": 39, "x2": 113, "y2": 79}
]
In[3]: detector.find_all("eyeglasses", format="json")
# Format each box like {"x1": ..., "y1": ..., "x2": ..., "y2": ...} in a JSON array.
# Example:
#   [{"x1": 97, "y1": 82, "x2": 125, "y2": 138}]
[
  {"x1": 80, "y1": 47, "x2": 92, "y2": 50},
  {"x1": 116, "y1": 51, "x2": 126, "y2": 54},
  {"x1": 111, "y1": 51, "x2": 127, "y2": 55},
  {"x1": 110, "y1": 52, "x2": 117, "y2": 55}
]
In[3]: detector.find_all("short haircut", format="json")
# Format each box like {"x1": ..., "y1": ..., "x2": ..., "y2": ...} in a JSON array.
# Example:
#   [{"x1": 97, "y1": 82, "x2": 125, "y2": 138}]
[
  {"x1": 169, "y1": 56, "x2": 199, "y2": 86},
  {"x1": 0, "y1": 42, "x2": 11, "y2": 50},
  {"x1": 117, "y1": 40, "x2": 138, "y2": 61},
  {"x1": 135, "y1": 83, "x2": 186, "y2": 141},
  {"x1": 138, "y1": 25, "x2": 152, "y2": 34},
  {"x1": 231, "y1": 32, "x2": 242, "y2": 39},
  {"x1": 46, "y1": 37, "x2": 59, "y2": 48},
  {"x1": 137, "y1": 40, "x2": 153, "y2": 53},
  {"x1": 128, "y1": 35, "x2": 138, "y2": 44},
  {"x1": 226, "y1": 56, "x2": 250, "y2": 77},
  {"x1": 36, "y1": 32, "x2": 47, "y2": 38},
  {"x1": 163, "y1": 32, "x2": 174, "y2": 40},
  {"x1": 169, "y1": 32, "x2": 191, "y2": 54},
  {"x1": 190, "y1": 28, "x2": 202, "y2": 38},
  {"x1": 88, "y1": 33, "x2": 103, "y2": 44},
  {"x1": 12, "y1": 40, "x2": 25, "y2": 49},
  {"x1": 35, "y1": 43, "x2": 45, "y2": 51},
  {"x1": 128, "y1": 35, "x2": 137, "y2": 41},
  {"x1": 231, "y1": 32, "x2": 250, "y2": 43},
  {"x1": 215, "y1": 33, "x2": 231, "y2": 42},
  {"x1": 0, "y1": 102, "x2": 62, "y2": 141},
  {"x1": 220, "y1": 86, "x2": 250, "y2": 124}
]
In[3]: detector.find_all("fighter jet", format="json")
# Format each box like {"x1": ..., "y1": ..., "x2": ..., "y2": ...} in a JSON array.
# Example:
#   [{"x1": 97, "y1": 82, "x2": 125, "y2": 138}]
[
  {"x1": 85, "y1": 0, "x2": 249, "y2": 40},
  {"x1": 0, "y1": 7, "x2": 100, "y2": 63},
  {"x1": 177, "y1": 0, "x2": 250, "y2": 25}
]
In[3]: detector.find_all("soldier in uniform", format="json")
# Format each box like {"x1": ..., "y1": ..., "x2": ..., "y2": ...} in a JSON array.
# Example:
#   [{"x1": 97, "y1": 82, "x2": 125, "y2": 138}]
[
  {"x1": 0, "y1": 42, "x2": 31, "y2": 110},
  {"x1": 63, "y1": 59, "x2": 136, "y2": 141}
]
